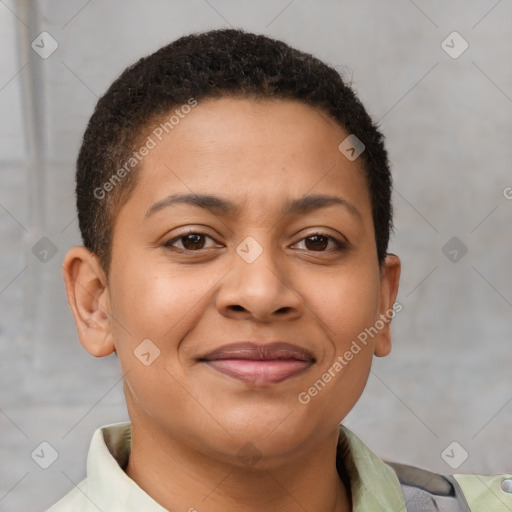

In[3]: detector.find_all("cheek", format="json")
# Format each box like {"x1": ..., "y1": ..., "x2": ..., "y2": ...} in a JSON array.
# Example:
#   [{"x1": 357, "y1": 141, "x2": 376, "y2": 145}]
[
  {"x1": 108, "y1": 262, "x2": 212, "y2": 427},
  {"x1": 111, "y1": 262, "x2": 192, "y2": 335},
  {"x1": 303, "y1": 265, "x2": 380, "y2": 409},
  {"x1": 108, "y1": 258, "x2": 222, "y2": 367},
  {"x1": 317, "y1": 265, "x2": 381, "y2": 349}
]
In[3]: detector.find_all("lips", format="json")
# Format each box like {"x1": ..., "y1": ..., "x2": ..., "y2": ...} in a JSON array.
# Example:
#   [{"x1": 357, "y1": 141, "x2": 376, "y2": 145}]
[{"x1": 199, "y1": 342, "x2": 315, "y2": 385}]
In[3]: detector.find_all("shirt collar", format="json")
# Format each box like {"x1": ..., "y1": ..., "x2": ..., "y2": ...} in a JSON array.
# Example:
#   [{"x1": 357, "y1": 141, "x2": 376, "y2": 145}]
[
  {"x1": 86, "y1": 422, "x2": 167, "y2": 511},
  {"x1": 86, "y1": 422, "x2": 405, "y2": 511},
  {"x1": 337, "y1": 424, "x2": 406, "y2": 511}
]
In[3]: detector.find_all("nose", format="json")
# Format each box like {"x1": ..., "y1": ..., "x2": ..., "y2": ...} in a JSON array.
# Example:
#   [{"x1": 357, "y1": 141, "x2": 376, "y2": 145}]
[{"x1": 215, "y1": 238, "x2": 304, "y2": 323}]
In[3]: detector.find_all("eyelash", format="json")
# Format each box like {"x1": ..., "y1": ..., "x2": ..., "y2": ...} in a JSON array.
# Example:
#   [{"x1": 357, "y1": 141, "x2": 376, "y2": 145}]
[{"x1": 163, "y1": 231, "x2": 348, "y2": 253}]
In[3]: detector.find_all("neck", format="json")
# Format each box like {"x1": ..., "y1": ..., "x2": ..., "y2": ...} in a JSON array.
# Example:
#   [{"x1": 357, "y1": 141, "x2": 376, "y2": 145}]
[{"x1": 125, "y1": 420, "x2": 351, "y2": 512}]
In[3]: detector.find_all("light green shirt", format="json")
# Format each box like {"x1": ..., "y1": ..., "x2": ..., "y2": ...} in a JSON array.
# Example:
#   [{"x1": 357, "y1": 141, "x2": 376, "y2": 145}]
[{"x1": 46, "y1": 421, "x2": 512, "y2": 511}]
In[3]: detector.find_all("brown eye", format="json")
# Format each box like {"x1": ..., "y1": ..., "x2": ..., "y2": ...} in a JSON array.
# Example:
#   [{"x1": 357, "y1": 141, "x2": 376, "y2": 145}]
[
  {"x1": 164, "y1": 233, "x2": 216, "y2": 251},
  {"x1": 304, "y1": 235, "x2": 329, "y2": 251},
  {"x1": 181, "y1": 233, "x2": 206, "y2": 250},
  {"x1": 293, "y1": 233, "x2": 347, "y2": 252}
]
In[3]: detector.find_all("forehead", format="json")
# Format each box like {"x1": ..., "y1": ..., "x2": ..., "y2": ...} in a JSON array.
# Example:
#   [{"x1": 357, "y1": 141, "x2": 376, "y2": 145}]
[{"x1": 121, "y1": 97, "x2": 371, "y2": 221}]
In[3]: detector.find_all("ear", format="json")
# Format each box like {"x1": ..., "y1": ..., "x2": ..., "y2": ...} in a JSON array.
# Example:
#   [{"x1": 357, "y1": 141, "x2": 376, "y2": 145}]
[
  {"x1": 62, "y1": 246, "x2": 115, "y2": 357},
  {"x1": 373, "y1": 253, "x2": 401, "y2": 357}
]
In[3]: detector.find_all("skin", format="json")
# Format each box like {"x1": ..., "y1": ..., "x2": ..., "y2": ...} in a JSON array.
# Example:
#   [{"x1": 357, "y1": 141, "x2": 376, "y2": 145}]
[{"x1": 63, "y1": 97, "x2": 401, "y2": 512}]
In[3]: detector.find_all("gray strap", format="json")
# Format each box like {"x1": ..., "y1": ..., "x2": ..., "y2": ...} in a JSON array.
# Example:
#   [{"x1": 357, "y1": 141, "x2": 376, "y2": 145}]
[{"x1": 385, "y1": 461, "x2": 471, "y2": 512}]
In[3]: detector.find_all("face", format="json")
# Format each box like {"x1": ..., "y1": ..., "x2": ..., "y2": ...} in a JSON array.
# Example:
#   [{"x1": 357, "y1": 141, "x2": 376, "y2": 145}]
[{"x1": 76, "y1": 97, "x2": 400, "y2": 466}]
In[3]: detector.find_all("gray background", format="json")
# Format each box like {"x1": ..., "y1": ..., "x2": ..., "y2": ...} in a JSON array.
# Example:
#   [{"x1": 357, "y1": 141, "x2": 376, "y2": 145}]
[{"x1": 1, "y1": 0, "x2": 511, "y2": 510}]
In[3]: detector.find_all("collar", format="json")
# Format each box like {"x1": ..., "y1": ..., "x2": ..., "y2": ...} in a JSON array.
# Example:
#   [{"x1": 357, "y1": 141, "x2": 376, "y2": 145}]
[
  {"x1": 337, "y1": 424, "x2": 406, "y2": 511},
  {"x1": 84, "y1": 421, "x2": 405, "y2": 511}
]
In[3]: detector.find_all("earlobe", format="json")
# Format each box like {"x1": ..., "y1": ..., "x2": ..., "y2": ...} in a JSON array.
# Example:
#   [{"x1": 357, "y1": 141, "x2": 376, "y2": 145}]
[
  {"x1": 62, "y1": 246, "x2": 115, "y2": 357},
  {"x1": 374, "y1": 253, "x2": 401, "y2": 358}
]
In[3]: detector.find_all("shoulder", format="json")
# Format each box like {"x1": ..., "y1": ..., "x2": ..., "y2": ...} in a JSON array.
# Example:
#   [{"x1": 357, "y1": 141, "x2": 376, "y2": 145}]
[
  {"x1": 453, "y1": 472, "x2": 512, "y2": 512},
  {"x1": 386, "y1": 460, "x2": 512, "y2": 512}
]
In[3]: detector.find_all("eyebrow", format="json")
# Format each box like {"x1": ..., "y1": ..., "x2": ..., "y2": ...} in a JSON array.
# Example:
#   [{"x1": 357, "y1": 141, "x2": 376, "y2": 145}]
[{"x1": 145, "y1": 192, "x2": 361, "y2": 220}]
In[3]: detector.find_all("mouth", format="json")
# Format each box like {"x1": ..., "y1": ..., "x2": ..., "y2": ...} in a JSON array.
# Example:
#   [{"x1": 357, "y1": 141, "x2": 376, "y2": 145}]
[{"x1": 199, "y1": 342, "x2": 316, "y2": 385}]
